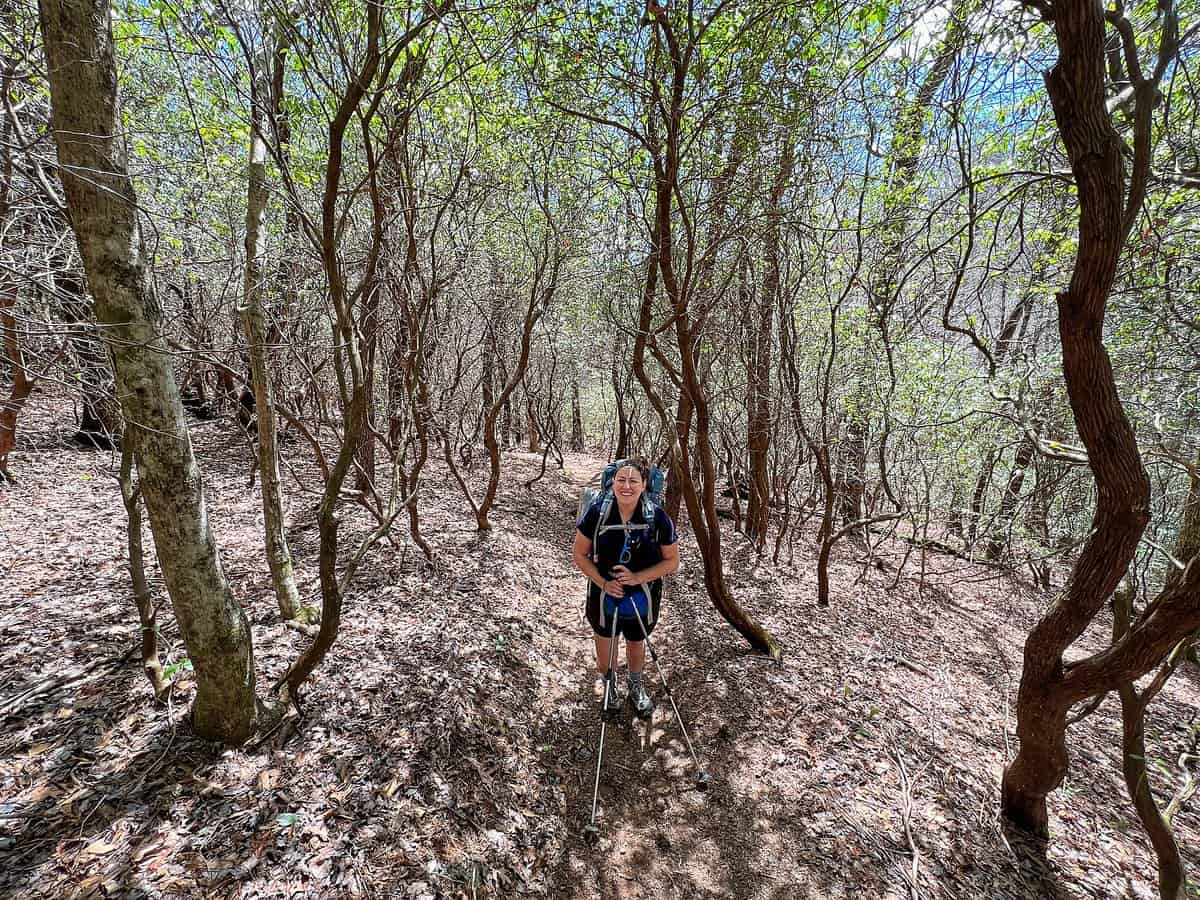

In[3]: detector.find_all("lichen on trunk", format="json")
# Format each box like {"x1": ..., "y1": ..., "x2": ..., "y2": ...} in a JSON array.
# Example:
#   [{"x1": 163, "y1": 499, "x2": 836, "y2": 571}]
[{"x1": 40, "y1": 0, "x2": 257, "y2": 743}]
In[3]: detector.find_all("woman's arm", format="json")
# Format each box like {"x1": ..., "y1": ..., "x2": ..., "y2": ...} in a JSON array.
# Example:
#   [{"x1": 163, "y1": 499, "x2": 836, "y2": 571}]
[
  {"x1": 573, "y1": 531, "x2": 624, "y2": 597},
  {"x1": 613, "y1": 541, "x2": 680, "y2": 587}
]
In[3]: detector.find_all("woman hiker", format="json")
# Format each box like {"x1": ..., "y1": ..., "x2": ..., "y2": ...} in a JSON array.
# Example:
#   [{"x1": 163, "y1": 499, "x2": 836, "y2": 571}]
[{"x1": 573, "y1": 458, "x2": 680, "y2": 718}]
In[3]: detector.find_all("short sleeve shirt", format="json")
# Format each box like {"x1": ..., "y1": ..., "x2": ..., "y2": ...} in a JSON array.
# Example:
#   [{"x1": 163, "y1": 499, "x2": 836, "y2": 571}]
[{"x1": 577, "y1": 500, "x2": 677, "y2": 585}]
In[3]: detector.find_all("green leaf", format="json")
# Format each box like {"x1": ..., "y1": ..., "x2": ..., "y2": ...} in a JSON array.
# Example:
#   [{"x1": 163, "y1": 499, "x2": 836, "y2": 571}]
[{"x1": 162, "y1": 658, "x2": 193, "y2": 680}]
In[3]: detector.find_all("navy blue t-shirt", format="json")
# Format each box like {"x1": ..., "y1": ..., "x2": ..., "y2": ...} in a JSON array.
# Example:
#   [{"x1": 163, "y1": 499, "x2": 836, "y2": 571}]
[{"x1": 577, "y1": 500, "x2": 677, "y2": 603}]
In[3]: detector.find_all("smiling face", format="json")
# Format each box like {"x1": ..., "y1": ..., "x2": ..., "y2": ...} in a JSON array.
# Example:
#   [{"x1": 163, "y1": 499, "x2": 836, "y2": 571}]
[{"x1": 613, "y1": 465, "x2": 645, "y2": 504}]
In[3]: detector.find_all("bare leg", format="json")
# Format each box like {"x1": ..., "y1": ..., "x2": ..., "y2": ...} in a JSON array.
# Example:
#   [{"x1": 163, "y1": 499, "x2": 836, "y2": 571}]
[
  {"x1": 626, "y1": 639, "x2": 645, "y2": 675},
  {"x1": 595, "y1": 635, "x2": 619, "y2": 676}
]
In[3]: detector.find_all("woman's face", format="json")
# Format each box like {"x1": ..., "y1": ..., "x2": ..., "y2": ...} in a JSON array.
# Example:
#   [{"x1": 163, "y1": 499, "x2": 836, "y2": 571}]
[{"x1": 614, "y1": 466, "x2": 645, "y2": 502}]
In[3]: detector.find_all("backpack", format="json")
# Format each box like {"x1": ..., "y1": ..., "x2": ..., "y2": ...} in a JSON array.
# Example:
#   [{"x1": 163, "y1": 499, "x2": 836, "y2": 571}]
[
  {"x1": 577, "y1": 458, "x2": 668, "y2": 533},
  {"x1": 577, "y1": 459, "x2": 669, "y2": 628}
]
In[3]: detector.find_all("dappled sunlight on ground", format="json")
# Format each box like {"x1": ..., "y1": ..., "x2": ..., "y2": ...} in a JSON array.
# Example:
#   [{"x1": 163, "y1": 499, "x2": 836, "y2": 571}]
[{"x1": 1, "y1": 402, "x2": 1196, "y2": 898}]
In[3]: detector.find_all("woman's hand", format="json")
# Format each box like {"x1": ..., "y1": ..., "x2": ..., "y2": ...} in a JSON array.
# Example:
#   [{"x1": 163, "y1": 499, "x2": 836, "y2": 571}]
[
  {"x1": 611, "y1": 565, "x2": 640, "y2": 587},
  {"x1": 601, "y1": 578, "x2": 624, "y2": 597}
]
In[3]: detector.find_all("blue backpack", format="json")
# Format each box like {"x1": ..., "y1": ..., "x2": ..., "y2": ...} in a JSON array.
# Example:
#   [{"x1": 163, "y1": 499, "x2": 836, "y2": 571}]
[{"x1": 578, "y1": 459, "x2": 668, "y2": 628}]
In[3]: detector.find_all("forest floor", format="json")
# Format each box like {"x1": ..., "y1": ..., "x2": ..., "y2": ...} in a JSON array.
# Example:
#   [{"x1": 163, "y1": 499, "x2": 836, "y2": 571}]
[{"x1": 2, "y1": 400, "x2": 1199, "y2": 900}]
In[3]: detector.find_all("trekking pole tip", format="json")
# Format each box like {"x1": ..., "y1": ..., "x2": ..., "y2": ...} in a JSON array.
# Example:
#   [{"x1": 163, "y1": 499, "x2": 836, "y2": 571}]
[
  {"x1": 582, "y1": 823, "x2": 601, "y2": 845},
  {"x1": 696, "y1": 770, "x2": 711, "y2": 791}
]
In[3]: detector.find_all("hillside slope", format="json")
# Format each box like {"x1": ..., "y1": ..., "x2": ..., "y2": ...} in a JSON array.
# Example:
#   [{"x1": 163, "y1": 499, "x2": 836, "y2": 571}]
[{"x1": 1, "y1": 407, "x2": 1196, "y2": 899}]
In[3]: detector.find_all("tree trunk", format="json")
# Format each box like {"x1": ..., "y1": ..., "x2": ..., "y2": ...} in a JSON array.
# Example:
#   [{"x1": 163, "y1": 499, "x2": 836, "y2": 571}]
[
  {"x1": 838, "y1": 419, "x2": 868, "y2": 528},
  {"x1": 839, "y1": 0, "x2": 975, "y2": 530},
  {"x1": 1117, "y1": 682, "x2": 1187, "y2": 900},
  {"x1": 967, "y1": 448, "x2": 996, "y2": 545},
  {"x1": 1112, "y1": 580, "x2": 1187, "y2": 900},
  {"x1": 41, "y1": 0, "x2": 256, "y2": 743},
  {"x1": 481, "y1": 255, "x2": 499, "y2": 422},
  {"x1": 477, "y1": 248, "x2": 559, "y2": 529},
  {"x1": 526, "y1": 391, "x2": 540, "y2": 453},
  {"x1": 1109, "y1": 453, "x2": 1200, "y2": 900},
  {"x1": 816, "y1": 477, "x2": 837, "y2": 607},
  {"x1": 986, "y1": 436, "x2": 1036, "y2": 561},
  {"x1": 664, "y1": 388, "x2": 692, "y2": 525},
  {"x1": 0, "y1": 89, "x2": 35, "y2": 482},
  {"x1": 119, "y1": 438, "x2": 168, "y2": 700},
  {"x1": 0, "y1": 285, "x2": 34, "y2": 482},
  {"x1": 240, "y1": 25, "x2": 301, "y2": 622},
  {"x1": 1001, "y1": 0, "x2": 1156, "y2": 834},
  {"x1": 746, "y1": 137, "x2": 794, "y2": 548},
  {"x1": 375, "y1": 56, "x2": 435, "y2": 563},
  {"x1": 57, "y1": 267, "x2": 123, "y2": 450},
  {"x1": 570, "y1": 378, "x2": 584, "y2": 452},
  {"x1": 278, "y1": 1, "x2": 395, "y2": 698},
  {"x1": 633, "y1": 9, "x2": 780, "y2": 658},
  {"x1": 968, "y1": 290, "x2": 1038, "y2": 548},
  {"x1": 354, "y1": 280, "x2": 378, "y2": 492},
  {"x1": 612, "y1": 341, "x2": 630, "y2": 459}
]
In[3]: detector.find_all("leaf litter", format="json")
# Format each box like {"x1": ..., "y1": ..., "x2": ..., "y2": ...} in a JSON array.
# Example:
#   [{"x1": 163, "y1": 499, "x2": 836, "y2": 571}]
[{"x1": 0, "y1": 398, "x2": 1197, "y2": 899}]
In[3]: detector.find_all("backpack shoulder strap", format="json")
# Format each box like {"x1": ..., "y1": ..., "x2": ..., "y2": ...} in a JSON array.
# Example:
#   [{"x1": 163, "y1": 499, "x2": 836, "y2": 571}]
[
  {"x1": 643, "y1": 495, "x2": 671, "y2": 546},
  {"x1": 593, "y1": 493, "x2": 614, "y2": 551},
  {"x1": 641, "y1": 495, "x2": 657, "y2": 542}
]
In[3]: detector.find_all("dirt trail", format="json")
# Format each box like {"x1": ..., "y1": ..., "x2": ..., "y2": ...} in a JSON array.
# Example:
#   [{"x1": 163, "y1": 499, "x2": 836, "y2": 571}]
[
  {"x1": 1, "y1": 409, "x2": 1197, "y2": 899},
  {"x1": 527, "y1": 457, "x2": 712, "y2": 898}
]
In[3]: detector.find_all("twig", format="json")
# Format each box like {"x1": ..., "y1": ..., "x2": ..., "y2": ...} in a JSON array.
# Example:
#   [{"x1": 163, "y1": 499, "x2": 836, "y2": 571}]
[
  {"x1": 1065, "y1": 692, "x2": 1107, "y2": 726},
  {"x1": 897, "y1": 695, "x2": 926, "y2": 717},
  {"x1": 283, "y1": 619, "x2": 320, "y2": 637},
  {"x1": 891, "y1": 747, "x2": 928, "y2": 900},
  {"x1": 130, "y1": 687, "x2": 178, "y2": 792},
  {"x1": 891, "y1": 655, "x2": 934, "y2": 680},
  {"x1": 0, "y1": 645, "x2": 136, "y2": 718},
  {"x1": 1165, "y1": 724, "x2": 1200, "y2": 824},
  {"x1": 247, "y1": 710, "x2": 291, "y2": 753}
]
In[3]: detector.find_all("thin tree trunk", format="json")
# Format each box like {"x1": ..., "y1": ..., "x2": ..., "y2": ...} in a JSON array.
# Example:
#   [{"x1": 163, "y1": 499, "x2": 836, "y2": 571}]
[
  {"x1": 1112, "y1": 579, "x2": 1187, "y2": 900},
  {"x1": 747, "y1": 136, "x2": 794, "y2": 547},
  {"x1": 969, "y1": 289, "x2": 1035, "y2": 549},
  {"x1": 477, "y1": 245, "x2": 560, "y2": 529},
  {"x1": 278, "y1": 9, "x2": 446, "y2": 699},
  {"x1": 815, "y1": 450, "x2": 837, "y2": 605},
  {"x1": 0, "y1": 286, "x2": 33, "y2": 482},
  {"x1": 570, "y1": 378, "x2": 584, "y2": 452},
  {"x1": 57, "y1": 267, "x2": 123, "y2": 450},
  {"x1": 967, "y1": 449, "x2": 996, "y2": 545},
  {"x1": 1028, "y1": 457, "x2": 1056, "y2": 548},
  {"x1": 526, "y1": 391, "x2": 540, "y2": 453},
  {"x1": 633, "y1": 9, "x2": 780, "y2": 658},
  {"x1": 0, "y1": 84, "x2": 34, "y2": 483},
  {"x1": 664, "y1": 388, "x2": 692, "y2": 525},
  {"x1": 612, "y1": 341, "x2": 630, "y2": 459},
  {"x1": 279, "y1": 7, "x2": 381, "y2": 698},
  {"x1": 119, "y1": 438, "x2": 168, "y2": 700},
  {"x1": 41, "y1": 0, "x2": 257, "y2": 742},
  {"x1": 380, "y1": 55, "x2": 435, "y2": 562},
  {"x1": 986, "y1": 436, "x2": 1036, "y2": 561},
  {"x1": 1110, "y1": 458, "x2": 1200, "y2": 900},
  {"x1": 838, "y1": 419, "x2": 868, "y2": 529},
  {"x1": 240, "y1": 22, "x2": 301, "y2": 622},
  {"x1": 840, "y1": 0, "x2": 975, "y2": 531},
  {"x1": 354, "y1": 279, "x2": 378, "y2": 492},
  {"x1": 481, "y1": 255, "x2": 499, "y2": 425}
]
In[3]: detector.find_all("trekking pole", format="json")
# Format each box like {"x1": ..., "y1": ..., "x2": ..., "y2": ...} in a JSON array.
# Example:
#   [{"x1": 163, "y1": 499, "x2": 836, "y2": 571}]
[
  {"x1": 583, "y1": 611, "x2": 621, "y2": 843},
  {"x1": 628, "y1": 602, "x2": 710, "y2": 791}
]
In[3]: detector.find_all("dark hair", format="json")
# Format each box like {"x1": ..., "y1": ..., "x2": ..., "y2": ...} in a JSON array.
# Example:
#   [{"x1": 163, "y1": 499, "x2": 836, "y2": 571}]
[{"x1": 616, "y1": 457, "x2": 651, "y2": 485}]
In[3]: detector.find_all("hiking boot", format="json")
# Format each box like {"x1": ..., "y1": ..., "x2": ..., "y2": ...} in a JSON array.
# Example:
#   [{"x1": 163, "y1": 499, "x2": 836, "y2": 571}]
[
  {"x1": 627, "y1": 678, "x2": 654, "y2": 719},
  {"x1": 600, "y1": 675, "x2": 624, "y2": 716}
]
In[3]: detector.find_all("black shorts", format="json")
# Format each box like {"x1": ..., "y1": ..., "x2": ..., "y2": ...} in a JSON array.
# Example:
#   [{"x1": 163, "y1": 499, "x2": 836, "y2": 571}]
[{"x1": 585, "y1": 586, "x2": 662, "y2": 640}]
